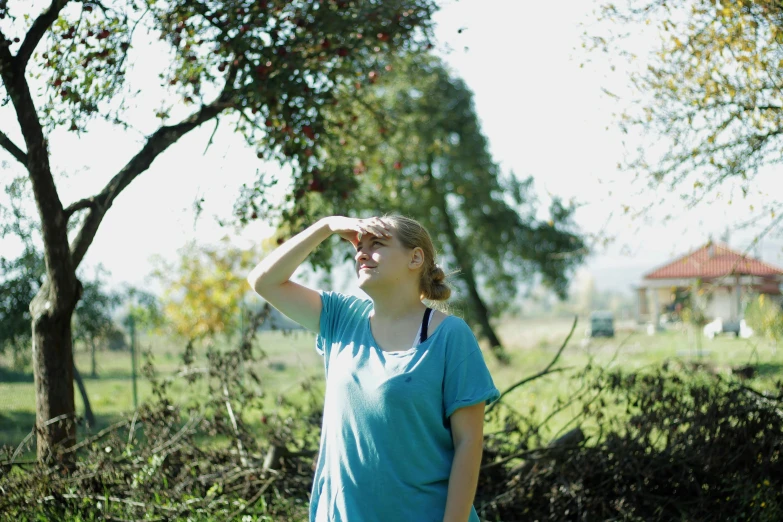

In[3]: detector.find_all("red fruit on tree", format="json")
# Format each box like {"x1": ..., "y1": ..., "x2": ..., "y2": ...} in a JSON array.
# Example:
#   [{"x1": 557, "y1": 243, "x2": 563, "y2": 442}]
[
  {"x1": 394, "y1": 161, "x2": 402, "y2": 170},
  {"x1": 96, "y1": 29, "x2": 110, "y2": 39},
  {"x1": 251, "y1": 212, "x2": 258, "y2": 219},
  {"x1": 302, "y1": 125, "x2": 315, "y2": 139},
  {"x1": 337, "y1": 47, "x2": 349, "y2": 57},
  {"x1": 377, "y1": 32, "x2": 390, "y2": 42}
]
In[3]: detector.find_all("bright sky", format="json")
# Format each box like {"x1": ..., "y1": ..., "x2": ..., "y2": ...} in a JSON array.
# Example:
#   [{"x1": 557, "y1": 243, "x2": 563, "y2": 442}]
[{"x1": 2, "y1": 0, "x2": 782, "y2": 297}]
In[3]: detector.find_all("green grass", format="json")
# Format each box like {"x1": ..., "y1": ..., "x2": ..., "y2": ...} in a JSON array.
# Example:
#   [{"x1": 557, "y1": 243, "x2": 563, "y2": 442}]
[
  {"x1": 485, "y1": 316, "x2": 783, "y2": 441},
  {"x1": 1, "y1": 317, "x2": 781, "y2": 451}
]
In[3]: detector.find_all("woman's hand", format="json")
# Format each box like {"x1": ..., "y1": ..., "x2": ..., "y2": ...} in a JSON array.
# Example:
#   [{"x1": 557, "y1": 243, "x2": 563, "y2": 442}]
[{"x1": 326, "y1": 216, "x2": 392, "y2": 246}]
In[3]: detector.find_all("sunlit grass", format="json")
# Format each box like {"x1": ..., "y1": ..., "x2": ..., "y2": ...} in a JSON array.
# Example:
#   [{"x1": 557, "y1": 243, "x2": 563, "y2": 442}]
[{"x1": 1, "y1": 317, "x2": 781, "y2": 452}]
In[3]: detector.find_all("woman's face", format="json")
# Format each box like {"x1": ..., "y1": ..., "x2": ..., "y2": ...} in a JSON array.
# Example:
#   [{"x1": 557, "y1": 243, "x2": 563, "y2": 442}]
[{"x1": 354, "y1": 228, "x2": 419, "y2": 290}]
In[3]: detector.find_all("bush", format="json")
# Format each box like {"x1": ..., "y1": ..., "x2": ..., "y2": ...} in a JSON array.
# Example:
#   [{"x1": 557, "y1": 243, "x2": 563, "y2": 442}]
[
  {"x1": 745, "y1": 294, "x2": 783, "y2": 345},
  {"x1": 477, "y1": 361, "x2": 783, "y2": 521},
  {"x1": 1, "y1": 322, "x2": 781, "y2": 520}
]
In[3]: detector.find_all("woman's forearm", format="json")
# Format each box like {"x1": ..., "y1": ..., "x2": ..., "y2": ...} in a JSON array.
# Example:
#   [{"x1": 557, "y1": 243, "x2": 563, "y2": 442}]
[
  {"x1": 247, "y1": 217, "x2": 333, "y2": 291},
  {"x1": 443, "y1": 437, "x2": 483, "y2": 522}
]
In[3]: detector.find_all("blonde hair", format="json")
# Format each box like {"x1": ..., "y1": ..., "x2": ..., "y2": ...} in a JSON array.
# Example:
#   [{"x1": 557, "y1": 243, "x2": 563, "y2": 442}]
[{"x1": 381, "y1": 214, "x2": 452, "y2": 302}]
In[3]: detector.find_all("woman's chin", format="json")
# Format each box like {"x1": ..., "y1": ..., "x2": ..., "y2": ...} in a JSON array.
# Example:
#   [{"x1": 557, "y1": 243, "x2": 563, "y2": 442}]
[{"x1": 357, "y1": 273, "x2": 379, "y2": 290}]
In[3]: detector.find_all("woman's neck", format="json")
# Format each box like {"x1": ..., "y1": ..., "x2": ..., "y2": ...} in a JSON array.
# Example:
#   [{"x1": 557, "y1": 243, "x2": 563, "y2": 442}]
[{"x1": 369, "y1": 292, "x2": 425, "y2": 322}]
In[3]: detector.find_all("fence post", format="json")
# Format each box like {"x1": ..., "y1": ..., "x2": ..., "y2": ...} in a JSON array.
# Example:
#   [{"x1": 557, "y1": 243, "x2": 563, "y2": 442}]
[{"x1": 130, "y1": 314, "x2": 138, "y2": 410}]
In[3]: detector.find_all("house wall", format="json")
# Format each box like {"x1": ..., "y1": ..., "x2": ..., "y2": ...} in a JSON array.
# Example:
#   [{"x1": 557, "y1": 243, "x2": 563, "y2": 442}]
[
  {"x1": 636, "y1": 274, "x2": 783, "y2": 326},
  {"x1": 705, "y1": 291, "x2": 733, "y2": 321}
]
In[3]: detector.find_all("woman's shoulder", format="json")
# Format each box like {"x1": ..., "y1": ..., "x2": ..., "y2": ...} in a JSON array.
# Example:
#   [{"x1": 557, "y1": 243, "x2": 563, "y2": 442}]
[
  {"x1": 321, "y1": 290, "x2": 372, "y2": 317},
  {"x1": 432, "y1": 311, "x2": 473, "y2": 339}
]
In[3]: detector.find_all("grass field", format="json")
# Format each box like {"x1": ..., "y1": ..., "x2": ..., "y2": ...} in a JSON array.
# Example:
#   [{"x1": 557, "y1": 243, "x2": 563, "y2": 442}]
[{"x1": 1, "y1": 315, "x2": 781, "y2": 452}]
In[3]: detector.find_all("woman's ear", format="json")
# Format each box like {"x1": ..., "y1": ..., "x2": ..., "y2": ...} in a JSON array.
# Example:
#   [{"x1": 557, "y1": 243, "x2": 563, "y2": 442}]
[{"x1": 409, "y1": 247, "x2": 425, "y2": 270}]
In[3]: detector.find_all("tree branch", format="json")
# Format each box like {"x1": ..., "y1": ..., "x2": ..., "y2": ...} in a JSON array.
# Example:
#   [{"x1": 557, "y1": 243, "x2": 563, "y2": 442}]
[
  {"x1": 1, "y1": 11, "x2": 75, "y2": 305},
  {"x1": 0, "y1": 129, "x2": 27, "y2": 165},
  {"x1": 486, "y1": 316, "x2": 577, "y2": 414},
  {"x1": 63, "y1": 197, "x2": 97, "y2": 220},
  {"x1": 16, "y1": 0, "x2": 71, "y2": 70},
  {"x1": 69, "y1": 66, "x2": 238, "y2": 269}
]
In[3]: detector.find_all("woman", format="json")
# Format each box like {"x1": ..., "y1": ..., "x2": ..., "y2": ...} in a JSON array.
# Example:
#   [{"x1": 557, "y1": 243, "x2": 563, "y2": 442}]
[{"x1": 247, "y1": 215, "x2": 500, "y2": 522}]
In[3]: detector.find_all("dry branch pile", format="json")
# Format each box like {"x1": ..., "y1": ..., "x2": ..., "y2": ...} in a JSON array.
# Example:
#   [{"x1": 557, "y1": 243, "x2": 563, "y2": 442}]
[{"x1": 1, "y1": 318, "x2": 782, "y2": 521}]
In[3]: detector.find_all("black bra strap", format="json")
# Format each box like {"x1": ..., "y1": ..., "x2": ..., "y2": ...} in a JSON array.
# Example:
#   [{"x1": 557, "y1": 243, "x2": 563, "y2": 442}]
[{"x1": 420, "y1": 308, "x2": 433, "y2": 343}]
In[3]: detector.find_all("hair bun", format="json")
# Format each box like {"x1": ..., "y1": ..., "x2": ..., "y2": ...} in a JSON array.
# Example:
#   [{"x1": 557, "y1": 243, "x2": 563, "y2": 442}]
[{"x1": 430, "y1": 264, "x2": 446, "y2": 283}]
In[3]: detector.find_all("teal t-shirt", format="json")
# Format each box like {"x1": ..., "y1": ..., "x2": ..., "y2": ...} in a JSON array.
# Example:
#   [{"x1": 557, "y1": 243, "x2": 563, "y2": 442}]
[{"x1": 310, "y1": 290, "x2": 501, "y2": 522}]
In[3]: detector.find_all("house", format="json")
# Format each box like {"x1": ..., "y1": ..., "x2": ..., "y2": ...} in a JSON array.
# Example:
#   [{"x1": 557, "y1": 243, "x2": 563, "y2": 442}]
[{"x1": 634, "y1": 241, "x2": 783, "y2": 326}]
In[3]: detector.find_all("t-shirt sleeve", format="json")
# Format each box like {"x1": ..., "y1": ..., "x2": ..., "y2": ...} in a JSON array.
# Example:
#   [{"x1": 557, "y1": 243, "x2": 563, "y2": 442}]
[
  {"x1": 443, "y1": 319, "x2": 501, "y2": 418},
  {"x1": 315, "y1": 290, "x2": 359, "y2": 357}
]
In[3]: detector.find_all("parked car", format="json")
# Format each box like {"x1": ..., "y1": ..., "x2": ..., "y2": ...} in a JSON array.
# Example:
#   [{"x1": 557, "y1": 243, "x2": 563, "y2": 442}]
[{"x1": 588, "y1": 311, "x2": 615, "y2": 338}]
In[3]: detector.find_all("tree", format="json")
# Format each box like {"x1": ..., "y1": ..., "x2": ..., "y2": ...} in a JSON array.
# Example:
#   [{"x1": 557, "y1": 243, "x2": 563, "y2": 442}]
[
  {"x1": 72, "y1": 266, "x2": 123, "y2": 378},
  {"x1": 149, "y1": 237, "x2": 256, "y2": 344},
  {"x1": 298, "y1": 53, "x2": 586, "y2": 362},
  {"x1": 744, "y1": 293, "x2": 783, "y2": 345},
  {"x1": 0, "y1": 246, "x2": 123, "y2": 428},
  {"x1": 589, "y1": 0, "x2": 783, "y2": 219},
  {"x1": 0, "y1": 0, "x2": 438, "y2": 460}
]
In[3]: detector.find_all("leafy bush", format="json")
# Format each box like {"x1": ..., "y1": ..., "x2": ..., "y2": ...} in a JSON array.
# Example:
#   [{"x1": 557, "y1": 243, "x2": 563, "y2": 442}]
[{"x1": 478, "y1": 361, "x2": 783, "y2": 521}]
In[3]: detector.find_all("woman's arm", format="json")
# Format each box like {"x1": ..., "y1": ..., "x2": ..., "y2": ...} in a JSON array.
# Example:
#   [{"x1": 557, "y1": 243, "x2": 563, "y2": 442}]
[
  {"x1": 247, "y1": 216, "x2": 389, "y2": 333},
  {"x1": 443, "y1": 402, "x2": 486, "y2": 522}
]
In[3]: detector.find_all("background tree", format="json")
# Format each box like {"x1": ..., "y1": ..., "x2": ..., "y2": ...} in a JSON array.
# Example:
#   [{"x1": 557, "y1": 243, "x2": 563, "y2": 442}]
[
  {"x1": 286, "y1": 53, "x2": 586, "y2": 362},
  {"x1": 589, "y1": 0, "x2": 783, "y2": 221},
  {"x1": 71, "y1": 266, "x2": 123, "y2": 378},
  {"x1": 0, "y1": 0, "x2": 438, "y2": 460},
  {"x1": 149, "y1": 237, "x2": 256, "y2": 345},
  {"x1": 745, "y1": 294, "x2": 783, "y2": 346}
]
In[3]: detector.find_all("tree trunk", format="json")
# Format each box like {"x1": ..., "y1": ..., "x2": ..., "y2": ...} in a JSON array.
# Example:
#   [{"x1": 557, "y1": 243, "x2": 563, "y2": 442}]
[
  {"x1": 90, "y1": 338, "x2": 97, "y2": 378},
  {"x1": 73, "y1": 362, "x2": 95, "y2": 428},
  {"x1": 425, "y1": 166, "x2": 510, "y2": 364},
  {"x1": 30, "y1": 283, "x2": 81, "y2": 462}
]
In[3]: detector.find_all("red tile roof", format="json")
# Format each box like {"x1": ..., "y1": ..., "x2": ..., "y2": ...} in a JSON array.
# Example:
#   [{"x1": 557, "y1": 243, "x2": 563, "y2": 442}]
[{"x1": 644, "y1": 242, "x2": 783, "y2": 280}]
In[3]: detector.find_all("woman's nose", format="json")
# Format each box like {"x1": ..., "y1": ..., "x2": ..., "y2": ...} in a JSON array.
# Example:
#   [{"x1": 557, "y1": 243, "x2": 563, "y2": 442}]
[{"x1": 355, "y1": 249, "x2": 368, "y2": 262}]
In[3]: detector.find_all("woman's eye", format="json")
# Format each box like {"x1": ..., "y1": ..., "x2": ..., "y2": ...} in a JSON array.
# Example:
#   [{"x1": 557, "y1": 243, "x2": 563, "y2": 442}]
[{"x1": 373, "y1": 240, "x2": 382, "y2": 246}]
